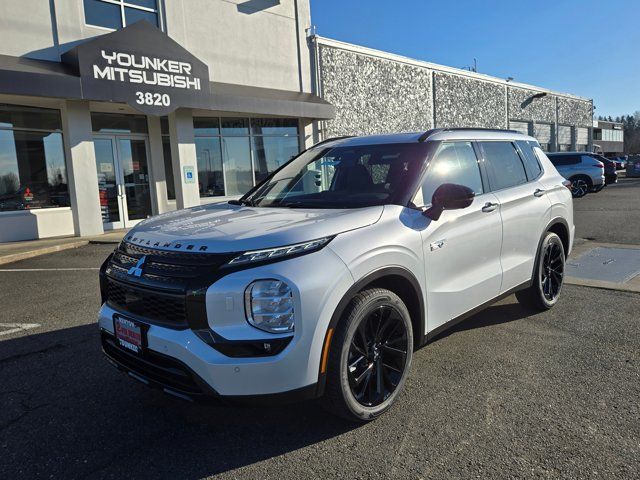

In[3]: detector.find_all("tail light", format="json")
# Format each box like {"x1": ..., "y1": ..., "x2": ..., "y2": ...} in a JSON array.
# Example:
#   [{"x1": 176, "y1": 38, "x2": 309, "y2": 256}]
[
  {"x1": 592, "y1": 162, "x2": 604, "y2": 169},
  {"x1": 562, "y1": 180, "x2": 572, "y2": 190}
]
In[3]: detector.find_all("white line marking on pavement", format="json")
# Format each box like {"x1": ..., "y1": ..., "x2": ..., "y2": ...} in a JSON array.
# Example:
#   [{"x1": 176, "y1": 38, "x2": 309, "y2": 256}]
[
  {"x1": 0, "y1": 268, "x2": 100, "y2": 272},
  {"x1": 0, "y1": 323, "x2": 41, "y2": 337}
]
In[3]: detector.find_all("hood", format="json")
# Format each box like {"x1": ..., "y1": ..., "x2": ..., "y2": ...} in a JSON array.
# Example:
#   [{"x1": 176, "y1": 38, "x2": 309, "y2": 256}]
[{"x1": 125, "y1": 202, "x2": 384, "y2": 253}]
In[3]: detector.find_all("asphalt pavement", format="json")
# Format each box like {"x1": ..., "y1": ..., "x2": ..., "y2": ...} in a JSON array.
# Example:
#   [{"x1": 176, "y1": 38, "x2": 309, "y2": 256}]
[{"x1": 1, "y1": 178, "x2": 639, "y2": 479}]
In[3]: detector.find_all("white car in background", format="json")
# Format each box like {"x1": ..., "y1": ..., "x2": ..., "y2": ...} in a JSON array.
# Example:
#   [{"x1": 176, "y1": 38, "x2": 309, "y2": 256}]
[{"x1": 98, "y1": 128, "x2": 574, "y2": 421}]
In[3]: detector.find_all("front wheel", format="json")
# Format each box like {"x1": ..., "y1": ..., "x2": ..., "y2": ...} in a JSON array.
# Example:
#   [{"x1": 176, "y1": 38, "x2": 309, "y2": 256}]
[
  {"x1": 516, "y1": 232, "x2": 566, "y2": 311},
  {"x1": 322, "y1": 288, "x2": 413, "y2": 422}
]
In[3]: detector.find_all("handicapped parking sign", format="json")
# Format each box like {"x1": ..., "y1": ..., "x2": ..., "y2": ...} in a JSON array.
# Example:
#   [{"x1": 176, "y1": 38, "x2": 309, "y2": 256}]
[{"x1": 183, "y1": 166, "x2": 195, "y2": 184}]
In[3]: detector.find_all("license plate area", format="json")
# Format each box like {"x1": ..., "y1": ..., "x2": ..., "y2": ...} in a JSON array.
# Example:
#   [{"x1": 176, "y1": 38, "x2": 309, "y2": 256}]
[{"x1": 113, "y1": 315, "x2": 147, "y2": 354}]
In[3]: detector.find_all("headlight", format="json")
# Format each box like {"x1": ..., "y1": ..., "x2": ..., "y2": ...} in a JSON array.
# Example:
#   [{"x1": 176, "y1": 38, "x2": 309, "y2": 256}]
[
  {"x1": 244, "y1": 279, "x2": 294, "y2": 333},
  {"x1": 227, "y1": 237, "x2": 333, "y2": 266}
]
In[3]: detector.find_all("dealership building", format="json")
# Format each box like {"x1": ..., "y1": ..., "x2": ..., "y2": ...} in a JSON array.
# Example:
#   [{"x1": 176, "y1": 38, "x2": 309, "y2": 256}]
[{"x1": 0, "y1": 0, "x2": 593, "y2": 242}]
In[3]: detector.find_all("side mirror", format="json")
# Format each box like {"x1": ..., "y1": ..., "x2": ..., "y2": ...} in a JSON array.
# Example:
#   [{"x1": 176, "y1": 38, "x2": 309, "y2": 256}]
[{"x1": 424, "y1": 183, "x2": 475, "y2": 221}]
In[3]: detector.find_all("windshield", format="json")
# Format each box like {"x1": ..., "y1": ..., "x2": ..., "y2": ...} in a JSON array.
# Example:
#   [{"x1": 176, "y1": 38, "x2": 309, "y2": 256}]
[{"x1": 243, "y1": 142, "x2": 429, "y2": 208}]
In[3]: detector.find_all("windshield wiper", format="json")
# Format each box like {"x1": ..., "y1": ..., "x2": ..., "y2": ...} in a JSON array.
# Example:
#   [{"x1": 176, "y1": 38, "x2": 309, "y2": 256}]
[{"x1": 228, "y1": 198, "x2": 254, "y2": 207}]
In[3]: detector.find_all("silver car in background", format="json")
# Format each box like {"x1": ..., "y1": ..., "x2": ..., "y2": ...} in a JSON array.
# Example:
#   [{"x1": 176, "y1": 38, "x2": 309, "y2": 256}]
[{"x1": 546, "y1": 152, "x2": 605, "y2": 198}]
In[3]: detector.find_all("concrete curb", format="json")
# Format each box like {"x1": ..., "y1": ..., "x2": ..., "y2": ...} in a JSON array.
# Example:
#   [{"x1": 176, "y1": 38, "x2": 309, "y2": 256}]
[{"x1": 0, "y1": 240, "x2": 89, "y2": 266}]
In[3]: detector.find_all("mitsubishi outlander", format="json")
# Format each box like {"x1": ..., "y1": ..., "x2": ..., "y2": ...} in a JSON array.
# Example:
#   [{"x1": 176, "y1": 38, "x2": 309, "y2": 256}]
[{"x1": 98, "y1": 128, "x2": 574, "y2": 421}]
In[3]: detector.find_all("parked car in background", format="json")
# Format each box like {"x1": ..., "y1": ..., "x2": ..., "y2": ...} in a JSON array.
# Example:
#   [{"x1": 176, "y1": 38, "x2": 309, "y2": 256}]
[
  {"x1": 626, "y1": 155, "x2": 640, "y2": 178},
  {"x1": 546, "y1": 152, "x2": 606, "y2": 197},
  {"x1": 594, "y1": 155, "x2": 618, "y2": 185},
  {"x1": 611, "y1": 155, "x2": 627, "y2": 170}
]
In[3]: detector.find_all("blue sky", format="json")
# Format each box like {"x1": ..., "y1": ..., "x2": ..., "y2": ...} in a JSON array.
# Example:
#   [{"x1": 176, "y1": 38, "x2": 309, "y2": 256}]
[{"x1": 310, "y1": 0, "x2": 639, "y2": 118}]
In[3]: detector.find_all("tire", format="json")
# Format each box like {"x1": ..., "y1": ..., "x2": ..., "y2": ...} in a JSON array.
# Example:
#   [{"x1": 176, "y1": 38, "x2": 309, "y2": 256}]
[
  {"x1": 322, "y1": 288, "x2": 413, "y2": 422},
  {"x1": 516, "y1": 232, "x2": 566, "y2": 311},
  {"x1": 568, "y1": 175, "x2": 591, "y2": 198}
]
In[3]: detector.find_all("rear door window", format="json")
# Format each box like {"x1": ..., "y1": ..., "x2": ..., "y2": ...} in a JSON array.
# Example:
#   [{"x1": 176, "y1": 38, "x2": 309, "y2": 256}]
[{"x1": 479, "y1": 141, "x2": 528, "y2": 191}]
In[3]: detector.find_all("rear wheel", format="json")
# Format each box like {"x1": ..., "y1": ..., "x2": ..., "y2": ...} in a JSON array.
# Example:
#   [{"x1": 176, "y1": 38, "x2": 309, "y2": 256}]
[
  {"x1": 322, "y1": 288, "x2": 413, "y2": 422},
  {"x1": 516, "y1": 232, "x2": 566, "y2": 311},
  {"x1": 569, "y1": 176, "x2": 591, "y2": 198}
]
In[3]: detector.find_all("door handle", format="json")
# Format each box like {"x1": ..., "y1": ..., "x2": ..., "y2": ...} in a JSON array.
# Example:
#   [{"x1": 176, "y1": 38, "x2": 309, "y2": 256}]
[
  {"x1": 534, "y1": 188, "x2": 546, "y2": 197},
  {"x1": 481, "y1": 202, "x2": 498, "y2": 213}
]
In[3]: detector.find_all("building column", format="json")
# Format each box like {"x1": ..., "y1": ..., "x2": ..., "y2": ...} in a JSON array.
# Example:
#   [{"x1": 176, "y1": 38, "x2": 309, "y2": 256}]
[
  {"x1": 168, "y1": 109, "x2": 200, "y2": 209},
  {"x1": 61, "y1": 100, "x2": 104, "y2": 237},
  {"x1": 147, "y1": 115, "x2": 169, "y2": 215}
]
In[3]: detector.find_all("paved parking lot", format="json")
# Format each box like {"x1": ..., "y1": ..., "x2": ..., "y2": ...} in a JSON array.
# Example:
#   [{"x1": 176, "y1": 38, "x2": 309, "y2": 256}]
[{"x1": 1, "y1": 179, "x2": 639, "y2": 479}]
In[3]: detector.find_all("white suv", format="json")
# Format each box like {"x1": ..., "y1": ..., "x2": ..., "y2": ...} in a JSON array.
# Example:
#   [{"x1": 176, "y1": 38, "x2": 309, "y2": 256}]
[{"x1": 98, "y1": 128, "x2": 574, "y2": 421}]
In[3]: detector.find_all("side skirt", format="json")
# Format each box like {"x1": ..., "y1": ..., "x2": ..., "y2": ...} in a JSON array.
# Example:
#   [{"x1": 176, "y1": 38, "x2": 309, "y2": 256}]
[{"x1": 422, "y1": 280, "x2": 532, "y2": 344}]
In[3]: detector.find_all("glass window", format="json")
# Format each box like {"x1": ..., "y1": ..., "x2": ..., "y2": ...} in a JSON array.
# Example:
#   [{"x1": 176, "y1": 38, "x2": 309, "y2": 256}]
[
  {"x1": 124, "y1": 7, "x2": 158, "y2": 26},
  {"x1": 221, "y1": 137, "x2": 252, "y2": 195},
  {"x1": 480, "y1": 141, "x2": 528, "y2": 191},
  {"x1": 193, "y1": 117, "x2": 300, "y2": 198},
  {"x1": 547, "y1": 154, "x2": 580, "y2": 166},
  {"x1": 193, "y1": 118, "x2": 220, "y2": 136},
  {"x1": 91, "y1": 113, "x2": 148, "y2": 134},
  {"x1": 196, "y1": 137, "x2": 224, "y2": 197},
  {"x1": 251, "y1": 118, "x2": 299, "y2": 136},
  {"x1": 83, "y1": 0, "x2": 160, "y2": 30},
  {"x1": 0, "y1": 104, "x2": 62, "y2": 131},
  {"x1": 162, "y1": 137, "x2": 175, "y2": 200},
  {"x1": 413, "y1": 142, "x2": 482, "y2": 207},
  {"x1": 252, "y1": 136, "x2": 299, "y2": 183},
  {"x1": 221, "y1": 118, "x2": 249, "y2": 136},
  {"x1": 0, "y1": 127, "x2": 69, "y2": 212},
  {"x1": 516, "y1": 141, "x2": 543, "y2": 180}
]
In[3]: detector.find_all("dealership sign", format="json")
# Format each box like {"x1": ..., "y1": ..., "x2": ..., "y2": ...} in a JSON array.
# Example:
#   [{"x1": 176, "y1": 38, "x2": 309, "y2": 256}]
[{"x1": 62, "y1": 21, "x2": 210, "y2": 115}]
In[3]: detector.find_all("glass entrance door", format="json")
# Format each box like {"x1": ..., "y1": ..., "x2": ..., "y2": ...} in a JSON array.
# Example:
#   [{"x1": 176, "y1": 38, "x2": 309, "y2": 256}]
[{"x1": 93, "y1": 135, "x2": 152, "y2": 229}]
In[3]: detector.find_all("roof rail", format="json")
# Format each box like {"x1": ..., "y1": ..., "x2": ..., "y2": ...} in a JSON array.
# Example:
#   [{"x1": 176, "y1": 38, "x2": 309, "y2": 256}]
[
  {"x1": 419, "y1": 127, "x2": 520, "y2": 142},
  {"x1": 312, "y1": 135, "x2": 354, "y2": 148}
]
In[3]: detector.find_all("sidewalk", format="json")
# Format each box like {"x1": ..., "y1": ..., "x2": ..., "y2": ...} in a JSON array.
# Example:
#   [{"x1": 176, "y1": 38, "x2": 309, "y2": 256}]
[{"x1": 0, "y1": 229, "x2": 128, "y2": 266}]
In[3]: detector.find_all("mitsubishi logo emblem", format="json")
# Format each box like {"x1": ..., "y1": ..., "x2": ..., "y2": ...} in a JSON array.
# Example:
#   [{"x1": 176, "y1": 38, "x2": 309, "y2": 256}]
[{"x1": 127, "y1": 256, "x2": 146, "y2": 277}]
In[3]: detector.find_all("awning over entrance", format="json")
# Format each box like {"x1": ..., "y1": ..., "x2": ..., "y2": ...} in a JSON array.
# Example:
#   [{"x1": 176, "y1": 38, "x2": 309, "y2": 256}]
[{"x1": 0, "y1": 21, "x2": 334, "y2": 120}]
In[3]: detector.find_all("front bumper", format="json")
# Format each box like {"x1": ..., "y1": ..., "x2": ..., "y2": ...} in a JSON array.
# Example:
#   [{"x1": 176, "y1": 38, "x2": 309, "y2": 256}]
[{"x1": 98, "y1": 245, "x2": 354, "y2": 399}]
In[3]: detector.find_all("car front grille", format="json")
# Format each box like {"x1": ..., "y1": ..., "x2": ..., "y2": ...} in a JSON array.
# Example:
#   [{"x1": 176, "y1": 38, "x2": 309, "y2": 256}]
[{"x1": 102, "y1": 241, "x2": 237, "y2": 329}]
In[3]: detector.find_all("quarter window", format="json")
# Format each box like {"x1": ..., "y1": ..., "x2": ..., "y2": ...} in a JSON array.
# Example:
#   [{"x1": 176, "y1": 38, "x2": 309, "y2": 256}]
[
  {"x1": 480, "y1": 141, "x2": 528, "y2": 191},
  {"x1": 516, "y1": 141, "x2": 543, "y2": 180},
  {"x1": 413, "y1": 142, "x2": 483, "y2": 207},
  {"x1": 83, "y1": 0, "x2": 161, "y2": 30}
]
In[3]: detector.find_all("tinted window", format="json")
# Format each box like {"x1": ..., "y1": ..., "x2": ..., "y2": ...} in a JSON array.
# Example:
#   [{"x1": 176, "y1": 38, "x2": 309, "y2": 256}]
[
  {"x1": 414, "y1": 142, "x2": 483, "y2": 207},
  {"x1": 516, "y1": 140, "x2": 542, "y2": 179},
  {"x1": 547, "y1": 154, "x2": 580, "y2": 166},
  {"x1": 84, "y1": 0, "x2": 159, "y2": 30},
  {"x1": 480, "y1": 141, "x2": 527, "y2": 191}
]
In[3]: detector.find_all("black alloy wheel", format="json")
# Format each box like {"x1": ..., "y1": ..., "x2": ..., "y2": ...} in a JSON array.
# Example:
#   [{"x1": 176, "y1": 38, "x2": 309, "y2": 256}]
[
  {"x1": 347, "y1": 305, "x2": 408, "y2": 407},
  {"x1": 541, "y1": 239, "x2": 565, "y2": 303},
  {"x1": 322, "y1": 288, "x2": 413, "y2": 422}
]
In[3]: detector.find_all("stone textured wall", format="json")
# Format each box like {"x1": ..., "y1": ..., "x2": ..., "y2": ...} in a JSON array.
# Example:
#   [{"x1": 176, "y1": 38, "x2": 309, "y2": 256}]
[
  {"x1": 317, "y1": 42, "x2": 594, "y2": 140},
  {"x1": 557, "y1": 97, "x2": 593, "y2": 127},
  {"x1": 433, "y1": 72, "x2": 506, "y2": 129},
  {"x1": 508, "y1": 87, "x2": 556, "y2": 123},
  {"x1": 318, "y1": 45, "x2": 432, "y2": 137}
]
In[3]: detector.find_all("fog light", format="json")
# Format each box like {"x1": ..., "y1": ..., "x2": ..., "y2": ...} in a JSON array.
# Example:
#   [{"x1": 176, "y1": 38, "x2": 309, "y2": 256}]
[{"x1": 244, "y1": 279, "x2": 294, "y2": 333}]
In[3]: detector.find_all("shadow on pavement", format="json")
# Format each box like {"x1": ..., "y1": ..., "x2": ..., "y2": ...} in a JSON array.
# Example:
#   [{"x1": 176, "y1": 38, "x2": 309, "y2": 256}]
[{"x1": 0, "y1": 324, "x2": 356, "y2": 478}]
